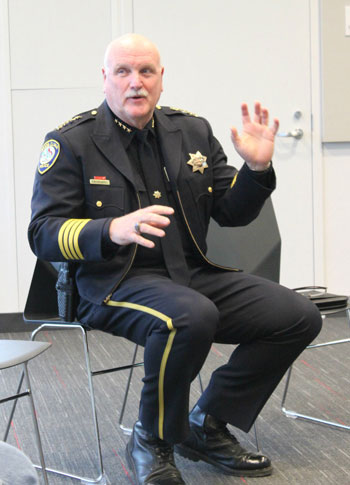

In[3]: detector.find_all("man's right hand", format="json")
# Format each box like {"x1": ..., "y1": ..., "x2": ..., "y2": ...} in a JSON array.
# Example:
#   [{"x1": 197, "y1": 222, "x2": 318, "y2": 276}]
[{"x1": 109, "y1": 205, "x2": 174, "y2": 248}]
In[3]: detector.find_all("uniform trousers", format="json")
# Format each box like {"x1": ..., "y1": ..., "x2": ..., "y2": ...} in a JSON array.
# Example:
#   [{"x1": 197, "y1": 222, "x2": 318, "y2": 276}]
[{"x1": 77, "y1": 266, "x2": 322, "y2": 444}]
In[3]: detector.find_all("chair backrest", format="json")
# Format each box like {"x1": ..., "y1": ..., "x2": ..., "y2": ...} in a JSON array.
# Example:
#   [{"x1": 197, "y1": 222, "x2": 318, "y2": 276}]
[
  {"x1": 25, "y1": 260, "x2": 79, "y2": 324},
  {"x1": 206, "y1": 197, "x2": 281, "y2": 283},
  {"x1": 24, "y1": 259, "x2": 59, "y2": 323}
]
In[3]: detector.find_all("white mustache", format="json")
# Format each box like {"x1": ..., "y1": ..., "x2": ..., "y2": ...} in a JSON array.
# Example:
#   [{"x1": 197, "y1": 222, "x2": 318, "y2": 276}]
[{"x1": 125, "y1": 89, "x2": 148, "y2": 98}]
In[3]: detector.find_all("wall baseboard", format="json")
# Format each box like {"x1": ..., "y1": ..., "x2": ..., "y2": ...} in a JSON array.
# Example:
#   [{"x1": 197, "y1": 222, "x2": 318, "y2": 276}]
[{"x1": 0, "y1": 313, "x2": 38, "y2": 333}]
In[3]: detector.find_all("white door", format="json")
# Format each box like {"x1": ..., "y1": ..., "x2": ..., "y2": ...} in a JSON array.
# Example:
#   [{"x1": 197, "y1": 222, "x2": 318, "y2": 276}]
[{"x1": 133, "y1": 0, "x2": 315, "y2": 289}]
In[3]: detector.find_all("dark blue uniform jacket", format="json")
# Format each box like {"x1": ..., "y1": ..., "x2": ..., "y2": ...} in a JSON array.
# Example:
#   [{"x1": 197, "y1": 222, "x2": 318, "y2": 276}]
[{"x1": 28, "y1": 101, "x2": 276, "y2": 305}]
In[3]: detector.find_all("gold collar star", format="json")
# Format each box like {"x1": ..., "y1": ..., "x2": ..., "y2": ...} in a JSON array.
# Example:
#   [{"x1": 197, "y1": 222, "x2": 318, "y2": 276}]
[
  {"x1": 153, "y1": 190, "x2": 162, "y2": 199},
  {"x1": 115, "y1": 119, "x2": 132, "y2": 133},
  {"x1": 187, "y1": 151, "x2": 208, "y2": 174}
]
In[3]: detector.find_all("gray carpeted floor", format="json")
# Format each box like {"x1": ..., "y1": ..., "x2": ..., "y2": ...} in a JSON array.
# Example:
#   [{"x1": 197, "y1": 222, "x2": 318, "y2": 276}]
[{"x1": 1, "y1": 310, "x2": 350, "y2": 484}]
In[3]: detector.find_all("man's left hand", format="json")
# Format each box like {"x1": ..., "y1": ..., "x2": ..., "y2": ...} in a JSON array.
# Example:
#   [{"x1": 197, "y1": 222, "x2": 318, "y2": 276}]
[{"x1": 230, "y1": 102, "x2": 279, "y2": 171}]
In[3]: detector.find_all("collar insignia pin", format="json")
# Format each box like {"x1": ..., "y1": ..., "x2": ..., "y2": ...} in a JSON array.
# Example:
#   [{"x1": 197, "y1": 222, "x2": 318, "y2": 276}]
[
  {"x1": 115, "y1": 119, "x2": 132, "y2": 133},
  {"x1": 153, "y1": 190, "x2": 162, "y2": 199},
  {"x1": 187, "y1": 151, "x2": 208, "y2": 174}
]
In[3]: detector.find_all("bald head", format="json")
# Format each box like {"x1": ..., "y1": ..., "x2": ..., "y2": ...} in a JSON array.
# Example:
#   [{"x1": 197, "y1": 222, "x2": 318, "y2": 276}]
[
  {"x1": 103, "y1": 34, "x2": 162, "y2": 74},
  {"x1": 102, "y1": 33, "x2": 164, "y2": 129}
]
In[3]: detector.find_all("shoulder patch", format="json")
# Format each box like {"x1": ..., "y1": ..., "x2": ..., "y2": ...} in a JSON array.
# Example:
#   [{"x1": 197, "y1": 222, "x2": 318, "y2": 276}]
[{"x1": 38, "y1": 139, "x2": 60, "y2": 175}]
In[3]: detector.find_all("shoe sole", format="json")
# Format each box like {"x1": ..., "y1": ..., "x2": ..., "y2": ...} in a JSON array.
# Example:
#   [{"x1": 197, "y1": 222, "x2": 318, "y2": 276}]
[{"x1": 174, "y1": 444, "x2": 273, "y2": 477}]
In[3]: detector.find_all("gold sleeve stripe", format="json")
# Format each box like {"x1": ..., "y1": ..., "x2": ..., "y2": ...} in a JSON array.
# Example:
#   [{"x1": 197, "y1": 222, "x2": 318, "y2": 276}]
[
  {"x1": 62, "y1": 219, "x2": 79, "y2": 259},
  {"x1": 58, "y1": 220, "x2": 74, "y2": 260},
  {"x1": 230, "y1": 173, "x2": 238, "y2": 188},
  {"x1": 58, "y1": 219, "x2": 91, "y2": 260},
  {"x1": 106, "y1": 299, "x2": 175, "y2": 439},
  {"x1": 67, "y1": 220, "x2": 82, "y2": 260},
  {"x1": 73, "y1": 220, "x2": 90, "y2": 259}
]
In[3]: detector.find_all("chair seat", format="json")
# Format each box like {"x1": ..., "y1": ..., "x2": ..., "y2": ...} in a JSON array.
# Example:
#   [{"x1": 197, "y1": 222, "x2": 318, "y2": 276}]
[
  {"x1": 318, "y1": 302, "x2": 350, "y2": 317},
  {"x1": 0, "y1": 340, "x2": 51, "y2": 370}
]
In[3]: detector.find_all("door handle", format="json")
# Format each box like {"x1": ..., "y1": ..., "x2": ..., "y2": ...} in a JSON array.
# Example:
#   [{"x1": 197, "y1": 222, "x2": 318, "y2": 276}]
[{"x1": 277, "y1": 128, "x2": 303, "y2": 140}]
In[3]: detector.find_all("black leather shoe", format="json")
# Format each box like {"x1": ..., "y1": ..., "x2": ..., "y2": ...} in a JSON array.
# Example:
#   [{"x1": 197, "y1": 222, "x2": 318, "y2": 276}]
[
  {"x1": 126, "y1": 421, "x2": 186, "y2": 484},
  {"x1": 175, "y1": 405, "x2": 272, "y2": 477}
]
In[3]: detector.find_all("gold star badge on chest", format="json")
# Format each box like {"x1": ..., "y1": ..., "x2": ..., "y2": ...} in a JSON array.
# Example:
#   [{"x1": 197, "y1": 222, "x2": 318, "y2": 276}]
[{"x1": 187, "y1": 151, "x2": 208, "y2": 174}]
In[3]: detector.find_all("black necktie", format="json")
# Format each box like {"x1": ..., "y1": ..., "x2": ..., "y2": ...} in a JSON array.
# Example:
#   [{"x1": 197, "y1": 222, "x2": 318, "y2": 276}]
[{"x1": 136, "y1": 130, "x2": 190, "y2": 286}]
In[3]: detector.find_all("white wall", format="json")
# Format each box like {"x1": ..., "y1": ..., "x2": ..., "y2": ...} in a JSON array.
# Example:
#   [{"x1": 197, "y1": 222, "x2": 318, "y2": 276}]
[
  {"x1": 323, "y1": 143, "x2": 350, "y2": 294},
  {"x1": 1, "y1": 0, "x2": 350, "y2": 313},
  {"x1": 0, "y1": 0, "x2": 131, "y2": 312},
  {"x1": 0, "y1": 0, "x2": 18, "y2": 312}
]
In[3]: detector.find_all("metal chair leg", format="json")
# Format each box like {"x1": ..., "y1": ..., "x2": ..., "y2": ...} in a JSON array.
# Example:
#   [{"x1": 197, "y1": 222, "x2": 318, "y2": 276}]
[
  {"x1": 281, "y1": 308, "x2": 350, "y2": 431},
  {"x1": 2, "y1": 369, "x2": 25, "y2": 442},
  {"x1": 32, "y1": 324, "x2": 108, "y2": 484},
  {"x1": 23, "y1": 362, "x2": 49, "y2": 485},
  {"x1": 252, "y1": 422, "x2": 260, "y2": 452},
  {"x1": 197, "y1": 371, "x2": 204, "y2": 394},
  {"x1": 281, "y1": 361, "x2": 350, "y2": 430},
  {"x1": 281, "y1": 365, "x2": 293, "y2": 417},
  {"x1": 119, "y1": 344, "x2": 140, "y2": 435},
  {"x1": 2, "y1": 362, "x2": 49, "y2": 484}
]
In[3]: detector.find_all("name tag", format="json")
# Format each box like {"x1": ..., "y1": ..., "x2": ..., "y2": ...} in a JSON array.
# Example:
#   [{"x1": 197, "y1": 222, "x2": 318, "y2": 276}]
[{"x1": 89, "y1": 178, "x2": 110, "y2": 186}]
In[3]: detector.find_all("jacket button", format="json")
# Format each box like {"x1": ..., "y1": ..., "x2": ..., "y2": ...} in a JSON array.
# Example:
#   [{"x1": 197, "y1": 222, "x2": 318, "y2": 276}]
[
  {"x1": 208, "y1": 186, "x2": 213, "y2": 193},
  {"x1": 96, "y1": 200, "x2": 103, "y2": 207}
]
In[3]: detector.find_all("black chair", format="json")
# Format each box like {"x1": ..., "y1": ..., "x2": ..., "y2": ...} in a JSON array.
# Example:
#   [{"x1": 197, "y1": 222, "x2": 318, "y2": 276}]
[
  {"x1": 206, "y1": 197, "x2": 281, "y2": 283},
  {"x1": 0, "y1": 339, "x2": 51, "y2": 485},
  {"x1": 281, "y1": 288, "x2": 350, "y2": 430},
  {"x1": 22, "y1": 259, "x2": 144, "y2": 484}
]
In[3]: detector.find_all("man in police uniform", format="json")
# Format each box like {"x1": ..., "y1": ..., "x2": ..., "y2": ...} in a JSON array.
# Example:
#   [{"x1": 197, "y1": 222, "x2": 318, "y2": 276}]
[{"x1": 29, "y1": 34, "x2": 322, "y2": 484}]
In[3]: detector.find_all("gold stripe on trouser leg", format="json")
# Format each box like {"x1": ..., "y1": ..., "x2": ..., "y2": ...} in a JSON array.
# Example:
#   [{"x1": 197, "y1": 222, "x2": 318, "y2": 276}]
[
  {"x1": 106, "y1": 300, "x2": 176, "y2": 439},
  {"x1": 158, "y1": 327, "x2": 177, "y2": 438}
]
